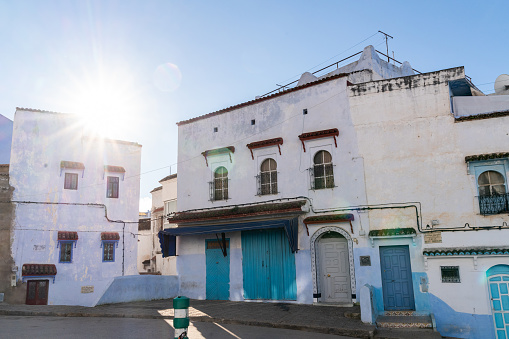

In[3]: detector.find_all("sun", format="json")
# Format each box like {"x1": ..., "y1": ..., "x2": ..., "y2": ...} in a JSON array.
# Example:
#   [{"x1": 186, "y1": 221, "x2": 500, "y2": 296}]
[{"x1": 66, "y1": 70, "x2": 140, "y2": 140}]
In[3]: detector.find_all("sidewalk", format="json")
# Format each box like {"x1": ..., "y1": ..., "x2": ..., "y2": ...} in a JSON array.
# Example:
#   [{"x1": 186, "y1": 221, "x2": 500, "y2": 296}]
[{"x1": 0, "y1": 299, "x2": 376, "y2": 338}]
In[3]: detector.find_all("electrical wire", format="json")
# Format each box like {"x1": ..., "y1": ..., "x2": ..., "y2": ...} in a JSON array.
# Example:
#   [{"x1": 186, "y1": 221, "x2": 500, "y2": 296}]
[
  {"x1": 276, "y1": 32, "x2": 381, "y2": 85},
  {"x1": 8, "y1": 39, "x2": 417, "y2": 203}
]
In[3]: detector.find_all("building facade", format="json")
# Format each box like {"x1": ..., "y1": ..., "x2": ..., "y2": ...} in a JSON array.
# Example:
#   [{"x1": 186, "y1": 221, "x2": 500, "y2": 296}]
[
  {"x1": 161, "y1": 46, "x2": 509, "y2": 338},
  {"x1": 6, "y1": 108, "x2": 142, "y2": 306},
  {"x1": 139, "y1": 174, "x2": 178, "y2": 275}
]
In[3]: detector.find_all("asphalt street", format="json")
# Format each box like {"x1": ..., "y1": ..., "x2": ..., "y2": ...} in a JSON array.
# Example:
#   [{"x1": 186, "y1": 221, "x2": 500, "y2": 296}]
[{"x1": 0, "y1": 316, "x2": 358, "y2": 339}]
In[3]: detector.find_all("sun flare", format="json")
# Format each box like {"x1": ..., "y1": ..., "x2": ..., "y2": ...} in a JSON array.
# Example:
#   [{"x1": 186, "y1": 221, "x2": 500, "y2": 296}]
[{"x1": 66, "y1": 70, "x2": 140, "y2": 140}]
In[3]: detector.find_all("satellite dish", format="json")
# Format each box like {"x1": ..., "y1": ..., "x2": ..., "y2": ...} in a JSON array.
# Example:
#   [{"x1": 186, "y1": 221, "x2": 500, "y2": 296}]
[{"x1": 494, "y1": 74, "x2": 509, "y2": 95}]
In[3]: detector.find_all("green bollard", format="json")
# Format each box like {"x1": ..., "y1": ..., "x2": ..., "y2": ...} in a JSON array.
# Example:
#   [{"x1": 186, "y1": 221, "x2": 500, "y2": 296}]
[{"x1": 173, "y1": 296, "x2": 189, "y2": 339}]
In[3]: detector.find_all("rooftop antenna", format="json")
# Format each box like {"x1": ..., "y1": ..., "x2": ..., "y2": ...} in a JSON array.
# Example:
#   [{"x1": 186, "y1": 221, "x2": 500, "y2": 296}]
[{"x1": 378, "y1": 30, "x2": 393, "y2": 63}]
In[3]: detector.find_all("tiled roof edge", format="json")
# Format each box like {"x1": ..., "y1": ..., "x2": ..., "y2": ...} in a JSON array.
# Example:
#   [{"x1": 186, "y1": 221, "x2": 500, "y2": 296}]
[
  {"x1": 150, "y1": 186, "x2": 163, "y2": 193},
  {"x1": 455, "y1": 110, "x2": 509, "y2": 123},
  {"x1": 159, "y1": 173, "x2": 177, "y2": 182},
  {"x1": 465, "y1": 152, "x2": 509, "y2": 162},
  {"x1": 168, "y1": 200, "x2": 306, "y2": 223},
  {"x1": 16, "y1": 107, "x2": 72, "y2": 115}
]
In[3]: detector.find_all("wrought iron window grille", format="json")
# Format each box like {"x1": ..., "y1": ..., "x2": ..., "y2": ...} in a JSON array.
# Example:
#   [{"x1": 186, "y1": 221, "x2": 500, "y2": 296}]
[
  {"x1": 255, "y1": 172, "x2": 279, "y2": 196},
  {"x1": 209, "y1": 179, "x2": 230, "y2": 201},
  {"x1": 478, "y1": 193, "x2": 509, "y2": 215},
  {"x1": 441, "y1": 266, "x2": 460, "y2": 283},
  {"x1": 309, "y1": 164, "x2": 336, "y2": 190}
]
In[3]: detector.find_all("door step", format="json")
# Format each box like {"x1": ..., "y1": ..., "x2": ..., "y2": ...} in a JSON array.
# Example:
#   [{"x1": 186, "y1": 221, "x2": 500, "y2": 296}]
[
  {"x1": 374, "y1": 328, "x2": 442, "y2": 339},
  {"x1": 376, "y1": 314, "x2": 433, "y2": 329}
]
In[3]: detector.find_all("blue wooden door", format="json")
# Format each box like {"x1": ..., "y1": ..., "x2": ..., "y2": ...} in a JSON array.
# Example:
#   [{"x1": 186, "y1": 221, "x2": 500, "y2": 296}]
[
  {"x1": 206, "y1": 239, "x2": 230, "y2": 300},
  {"x1": 242, "y1": 228, "x2": 296, "y2": 300},
  {"x1": 380, "y1": 245, "x2": 415, "y2": 310},
  {"x1": 489, "y1": 274, "x2": 509, "y2": 339}
]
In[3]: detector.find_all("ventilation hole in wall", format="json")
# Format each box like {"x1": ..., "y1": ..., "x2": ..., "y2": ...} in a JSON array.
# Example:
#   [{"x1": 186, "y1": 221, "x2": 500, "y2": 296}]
[
  {"x1": 303, "y1": 109, "x2": 308, "y2": 115},
  {"x1": 213, "y1": 127, "x2": 218, "y2": 132},
  {"x1": 251, "y1": 119, "x2": 255, "y2": 125}
]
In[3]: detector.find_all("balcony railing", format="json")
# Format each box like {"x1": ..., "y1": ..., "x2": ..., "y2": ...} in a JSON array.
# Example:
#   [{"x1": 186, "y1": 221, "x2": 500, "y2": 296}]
[{"x1": 479, "y1": 193, "x2": 509, "y2": 215}]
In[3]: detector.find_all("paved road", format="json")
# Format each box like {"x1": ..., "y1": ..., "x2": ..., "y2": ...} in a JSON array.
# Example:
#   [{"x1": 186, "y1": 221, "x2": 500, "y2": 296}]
[{"x1": 0, "y1": 316, "x2": 357, "y2": 339}]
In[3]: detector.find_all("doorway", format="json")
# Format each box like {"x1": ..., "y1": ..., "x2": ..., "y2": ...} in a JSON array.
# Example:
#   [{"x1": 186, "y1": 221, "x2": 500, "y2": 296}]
[
  {"x1": 379, "y1": 245, "x2": 415, "y2": 311},
  {"x1": 317, "y1": 232, "x2": 352, "y2": 303},
  {"x1": 206, "y1": 239, "x2": 230, "y2": 300},
  {"x1": 26, "y1": 280, "x2": 49, "y2": 305}
]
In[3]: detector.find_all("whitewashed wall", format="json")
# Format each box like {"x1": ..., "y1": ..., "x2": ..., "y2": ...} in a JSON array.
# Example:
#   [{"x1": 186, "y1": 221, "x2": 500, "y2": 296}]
[
  {"x1": 349, "y1": 67, "x2": 509, "y2": 336},
  {"x1": 176, "y1": 76, "x2": 370, "y2": 302},
  {"x1": 9, "y1": 109, "x2": 141, "y2": 306}
]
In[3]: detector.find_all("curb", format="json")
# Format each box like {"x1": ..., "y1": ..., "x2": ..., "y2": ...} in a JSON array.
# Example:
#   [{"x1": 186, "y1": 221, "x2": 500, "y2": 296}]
[{"x1": 0, "y1": 310, "x2": 375, "y2": 338}]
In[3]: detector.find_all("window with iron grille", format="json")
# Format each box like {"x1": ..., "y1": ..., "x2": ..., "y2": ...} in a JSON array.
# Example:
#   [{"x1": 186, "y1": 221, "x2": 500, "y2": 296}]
[
  {"x1": 477, "y1": 170, "x2": 508, "y2": 215},
  {"x1": 107, "y1": 176, "x2": 119, "y2": 198},
  {"x1": 210, "y1": 166, "x2": 228, "y2": 201},
  {"x1": 102, "y1": 241, "x2": 116, "y2": 262},
  {"x1": 59, "y1": 242, "x2": 73, "y2": 263},
  {"x1": 64, "y1": 173, "x2": 78, "y2": 190},
  {"x1": 258, "y1": 158, "x2": 277, "y2": 195},
  {"x1": 312, "y1": 150, "x2": 334, "y2": 189},
  {"x1": 441, "y1": 266, "x2": 460, "y2": 283}
]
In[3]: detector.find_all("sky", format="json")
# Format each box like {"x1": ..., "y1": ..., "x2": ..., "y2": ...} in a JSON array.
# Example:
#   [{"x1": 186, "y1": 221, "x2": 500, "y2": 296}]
[{"x1": 0, "y1": 0, "x2": 507, "y2": 212}]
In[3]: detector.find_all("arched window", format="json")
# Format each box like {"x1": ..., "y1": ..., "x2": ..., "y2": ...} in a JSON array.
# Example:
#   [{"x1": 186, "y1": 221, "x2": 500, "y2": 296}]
[
  {"x1": 260, "y1": 158, "x2": 277, "y2": 195},
  {"x1": 214, "y1": 166, "x2": 228, "y2": 200},
  {"x1": 313, "y1": 151, "x2": 334, "y2": 189},
  {"x1": 478, "y1": 171, "x2": 506, "y2": 196}
]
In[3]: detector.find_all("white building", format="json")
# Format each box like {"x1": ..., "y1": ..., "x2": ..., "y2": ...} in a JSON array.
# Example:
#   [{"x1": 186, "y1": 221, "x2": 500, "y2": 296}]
[
  {"x1": 7, "y1": 108, "x2": 142, "y2": 306},
  {"x1": 139, "y1": 174, "x2": 177, "y2": 275},
  {"x1": 161, "y1": 46, "x2": 509, "y2": 338}
]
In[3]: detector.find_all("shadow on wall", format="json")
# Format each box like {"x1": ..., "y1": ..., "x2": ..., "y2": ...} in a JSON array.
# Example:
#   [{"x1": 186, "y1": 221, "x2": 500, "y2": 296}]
[
  {"x1": 429, "y1": 293, "x2": 494, "y2": 339},
  {"x1": 96, "y1": 275, "x2": 179, "y2": 306}
]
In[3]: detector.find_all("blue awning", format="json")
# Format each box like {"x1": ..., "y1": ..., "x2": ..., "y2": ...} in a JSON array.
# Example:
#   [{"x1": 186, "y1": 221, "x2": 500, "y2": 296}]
[{"x1": 158, "y1": 217, "x2": 299, "y2": 256}]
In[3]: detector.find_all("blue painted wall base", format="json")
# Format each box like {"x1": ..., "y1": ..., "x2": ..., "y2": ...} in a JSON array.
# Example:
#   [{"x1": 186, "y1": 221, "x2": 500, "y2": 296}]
[{"x1": 429, "y1": 293, "x2": 495, "y2": 339}]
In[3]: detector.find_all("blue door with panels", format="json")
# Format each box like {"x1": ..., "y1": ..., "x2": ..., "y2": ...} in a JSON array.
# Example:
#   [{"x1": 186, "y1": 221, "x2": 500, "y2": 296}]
[
  {"x1": 380, "y1": 245, "x2": 415, "y2": 310},
  {"x1": 206, "y1": 239, "x2": 230, "y2": 300},
  {"x1": 488, "y1": 267, "x2": 509, "y2": 339},
  {"x1": 241, "y1": 228, "x2": 296, "y2": 300}
]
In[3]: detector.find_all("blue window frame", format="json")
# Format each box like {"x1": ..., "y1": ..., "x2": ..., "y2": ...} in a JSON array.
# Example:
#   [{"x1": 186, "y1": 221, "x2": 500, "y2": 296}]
[
  {"x1": 102, "y1": 241, "x2": 118, "y2": 262},
  {"x1": 59, "y1": 241, "x2": 74, "y2": 263},
  {"x1": 468, "y1": 160, "x2": 509, "y2": 215}
]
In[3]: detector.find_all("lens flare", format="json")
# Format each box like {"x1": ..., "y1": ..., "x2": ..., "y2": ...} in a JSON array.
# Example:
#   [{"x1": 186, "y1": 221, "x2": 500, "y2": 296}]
[{"x1": 153, "y1": 63, "x2": 182, "y2": 92}]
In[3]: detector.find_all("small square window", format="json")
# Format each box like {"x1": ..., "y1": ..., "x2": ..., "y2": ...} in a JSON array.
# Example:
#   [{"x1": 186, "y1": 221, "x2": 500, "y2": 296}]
[
  {"x1": 59, "y1": 242, "x2": 74, "y2": 263},
  {"x1": 441, "y1": 266, "x2": 460, "y2": 283},
  {"x1": 303, "y1": 109, "x2": 308, "y2": 115},
  {"x1": 64, "y1": 173, "x2": 78, "y2": 190},
  {"x1": 251, "y1": 119, "x2": 255, "y2": 125},
  {"x1": 102, "y1": 242, "x2": 116, "y2": 262},
  {"x1": 213, "y1": 127, "x2": 218, "y2": 132},
  {"x1": 107, "y1": 176, "x2": 119, "y2": 198}
]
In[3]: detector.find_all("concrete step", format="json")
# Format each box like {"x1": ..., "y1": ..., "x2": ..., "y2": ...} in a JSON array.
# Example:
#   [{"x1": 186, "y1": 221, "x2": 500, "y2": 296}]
[
  {"x1": 376, "y1": 315, "x2": 433, "y2": 329},
  {"x1": 374, "y1": 328, "x2": 442, "y2": 339}
]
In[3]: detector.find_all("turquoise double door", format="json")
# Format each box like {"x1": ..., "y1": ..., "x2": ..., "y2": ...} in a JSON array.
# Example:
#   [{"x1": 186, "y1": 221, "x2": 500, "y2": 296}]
[
  {"x1": 242, "y1": 228, "x2": 297, "y2": 300},
  {"x1": 205, "y1": 228, "x2": 297, "y2": 301}
]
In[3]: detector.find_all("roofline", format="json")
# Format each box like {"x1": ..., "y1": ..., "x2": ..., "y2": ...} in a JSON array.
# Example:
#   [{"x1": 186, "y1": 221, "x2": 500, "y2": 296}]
[
  {"x1": 176, "y1": 73, "x2": 349, "y2": 126},
  {"x1": 150, "y1": 186, "x2": 163, "y2": 193},
  {"x1": 348, "y1": 66, "x2": 465, "y2": 88},
  {"x1": 82, "y1": 136, "x2": 142, "y2": 147},
  {"x1": 16, "y1": 108, "x2": 141, "y2": 147},
  {"x1": 159, "y1": 173, "x2": 177, "y2": 182},
  {"x1": 16, "y1": 107, "x2": 73, "y2": 115}
]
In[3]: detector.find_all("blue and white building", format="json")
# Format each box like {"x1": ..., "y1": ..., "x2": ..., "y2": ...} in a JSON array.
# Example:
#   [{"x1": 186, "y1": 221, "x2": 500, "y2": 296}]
[{"x1": 160, "y1": 46, "x2": 509, "y2": 338}]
